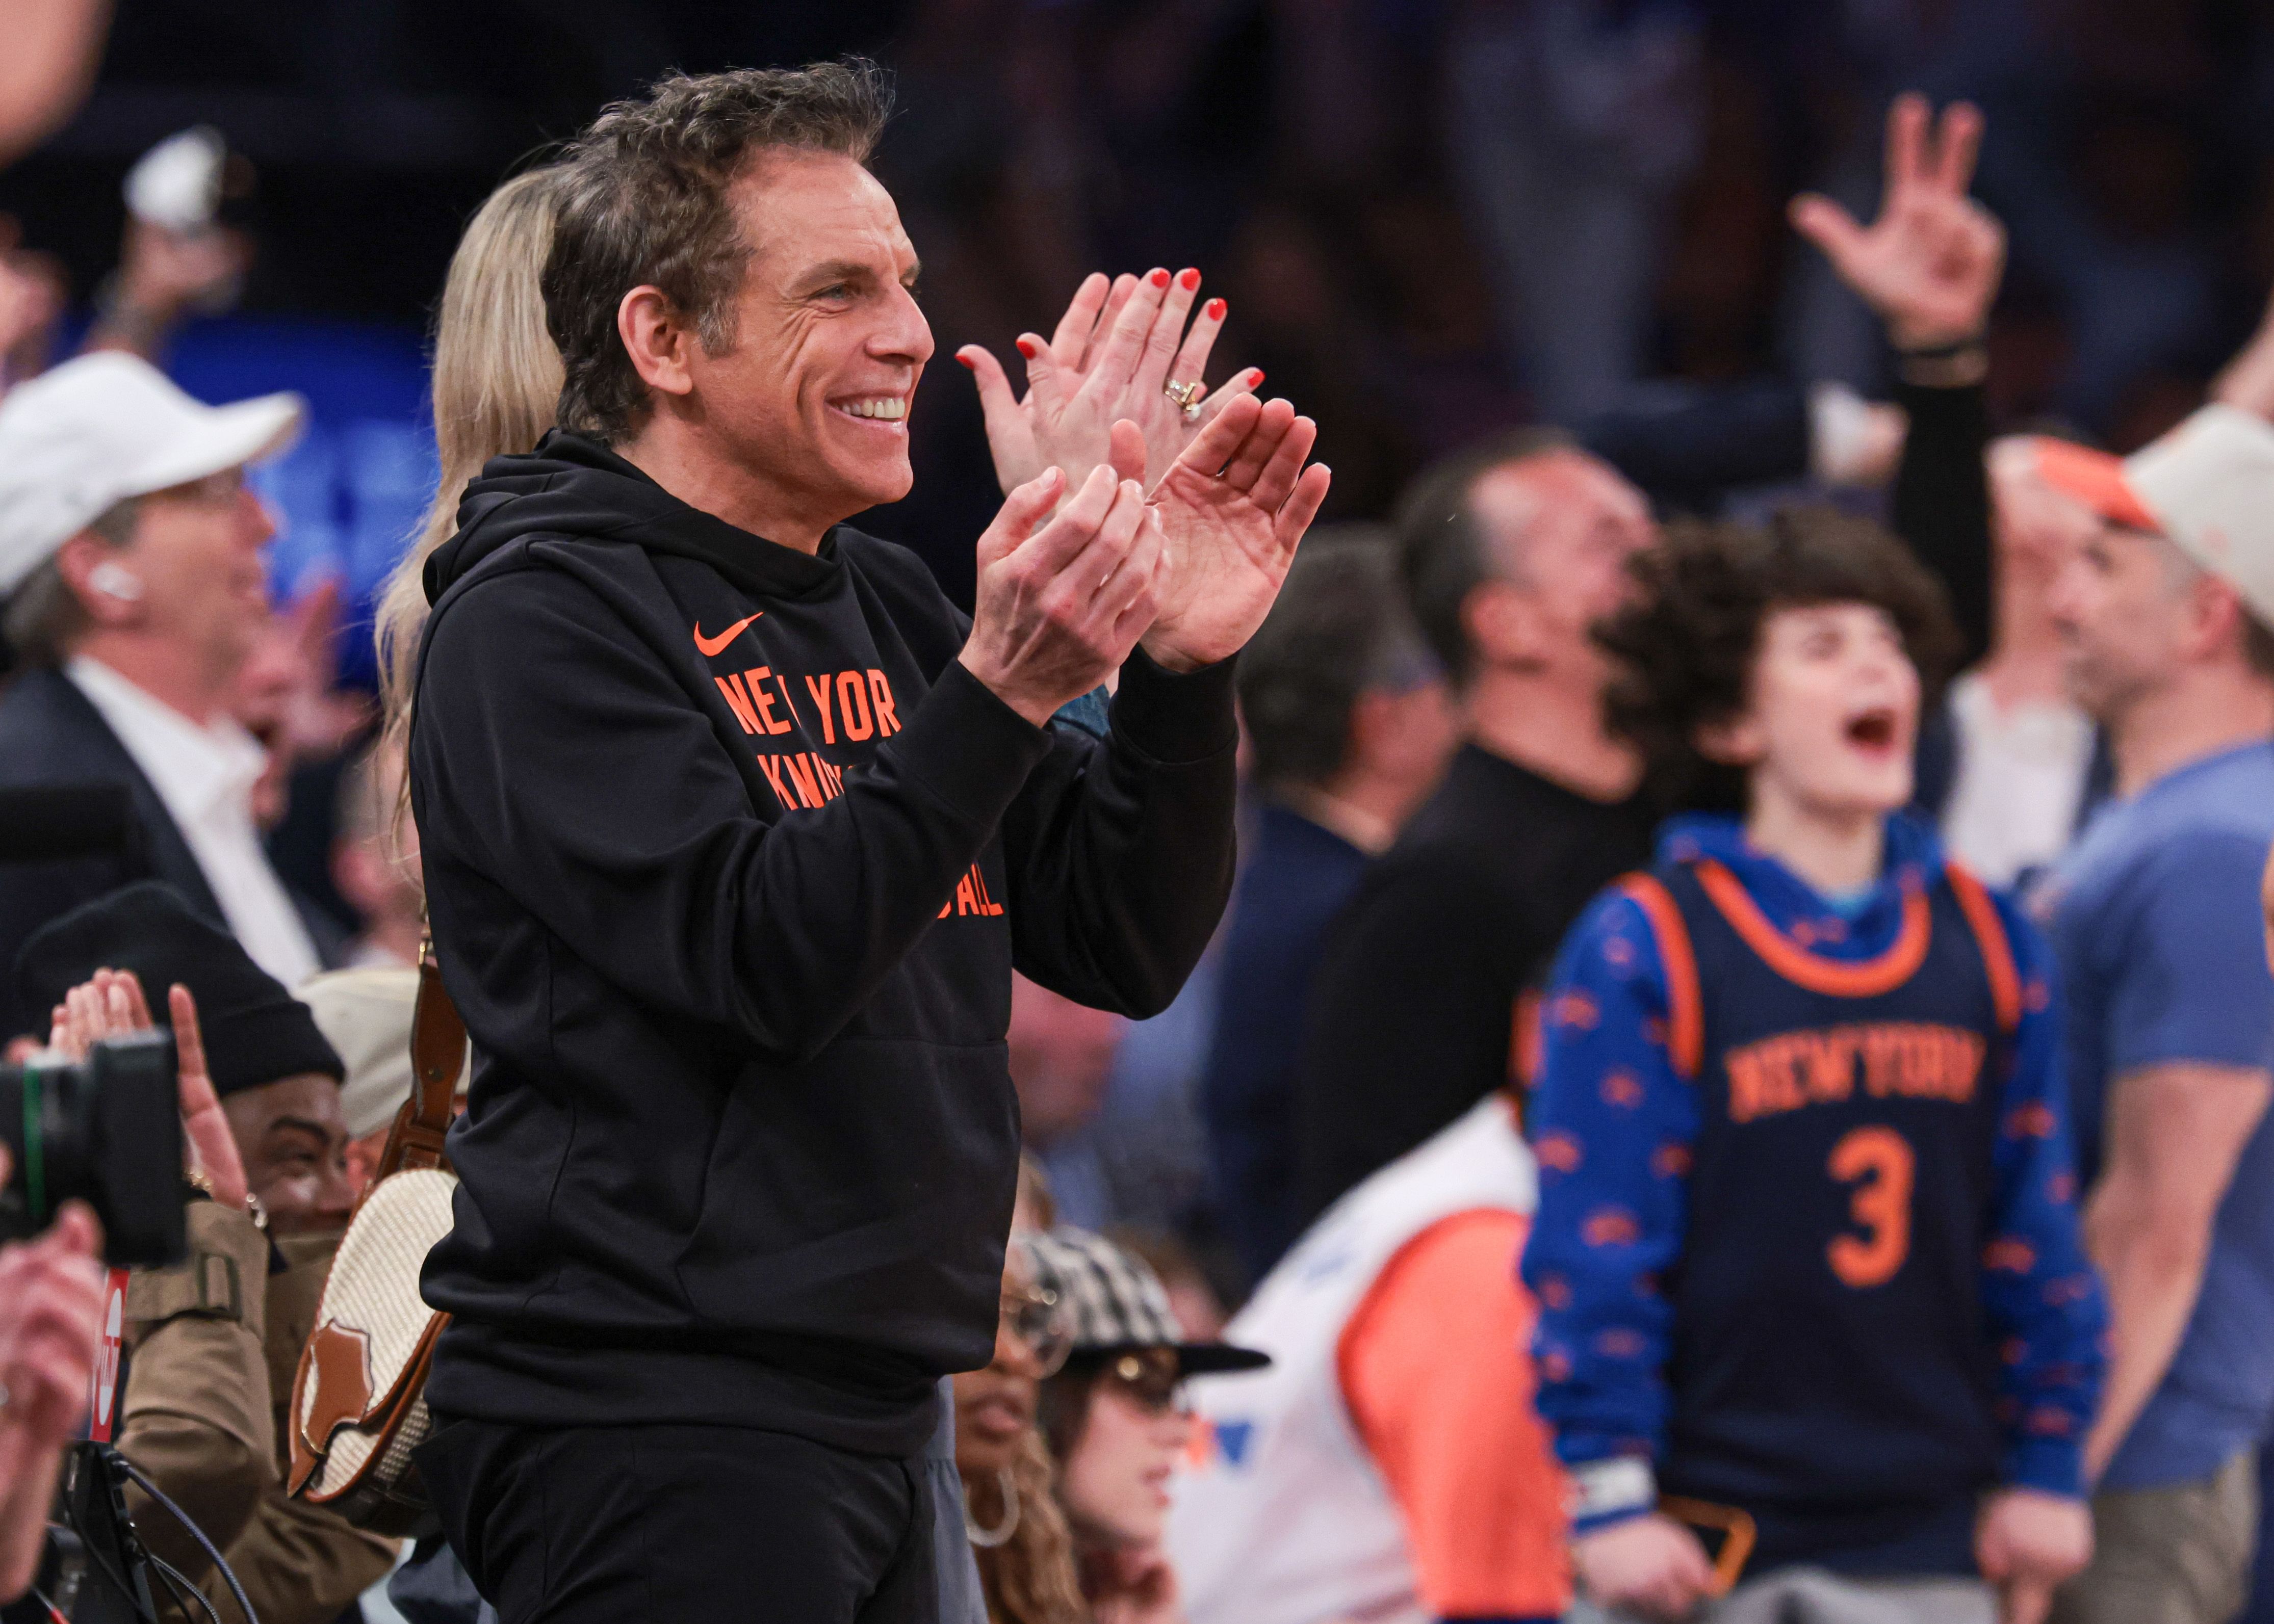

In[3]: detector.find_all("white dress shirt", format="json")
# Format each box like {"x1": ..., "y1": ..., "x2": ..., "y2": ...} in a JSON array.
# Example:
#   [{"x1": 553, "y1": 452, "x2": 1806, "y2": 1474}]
[
  {"x1": 1939, "y1": 671, "x2": 2095, "y2": 889},
  {"x1": 67, "y1": 655, "x2": 323, "y2": 989}
]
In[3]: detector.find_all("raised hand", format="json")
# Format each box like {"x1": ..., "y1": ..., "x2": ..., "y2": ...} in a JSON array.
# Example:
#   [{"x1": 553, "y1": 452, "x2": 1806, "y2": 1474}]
[
  {"x1": 1141, "y1": 394, "x2": 1331, "y2": 673},
  {"x1": 1790, "y1": 94, "x2": 2005, "y2": 351},
  {"x1": 960, "y1": 268, "x2": 1262, "y2": 500},
  {"x1": 48, "y1": 968, "x2": 247, "y2": 1208},
  {"x1": 2215, "y1": 280, "x2": 2274, "y2": 424},
  {"x1": 961, "y1": 460, "x2": 1165, "y2": 726}
]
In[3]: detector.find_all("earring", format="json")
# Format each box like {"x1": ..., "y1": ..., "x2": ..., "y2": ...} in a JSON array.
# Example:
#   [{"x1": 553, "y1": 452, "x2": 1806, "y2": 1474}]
[{"x1": 962, "y1": 1465, "x2": 1021, "y2": 1548}]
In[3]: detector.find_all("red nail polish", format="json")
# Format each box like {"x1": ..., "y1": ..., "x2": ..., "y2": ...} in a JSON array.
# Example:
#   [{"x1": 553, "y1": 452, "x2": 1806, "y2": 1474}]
[
  {"x1": 1206, "y1": 298, "x2": 1226, "y2": 320},
  {"x1": 955, "y1": 352, "x2": 976, "y2": 370},
  {"x1": 1249, "y1": 370, "x2": 1264, "y2": 386},
  {"x1": 1015, "y1": 337, "x2": 1038, "y2": 358},
  {"x1": 1179, "y1": 269, "x2": 1200, "y2": 291},
  {"x1": 1149, "y1": 268, "x2": 1170, "y2": 289}
]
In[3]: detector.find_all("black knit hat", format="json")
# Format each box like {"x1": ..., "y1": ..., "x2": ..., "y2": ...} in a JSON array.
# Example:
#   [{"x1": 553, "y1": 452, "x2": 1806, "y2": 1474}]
[{"x1": 16, "y1": 881, "x2": 344, "y2": 1096}]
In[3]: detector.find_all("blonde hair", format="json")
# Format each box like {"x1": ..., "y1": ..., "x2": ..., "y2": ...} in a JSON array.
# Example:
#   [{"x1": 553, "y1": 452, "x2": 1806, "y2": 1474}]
[
  {"x1": 374, "y1": 166, "x2": 565, "y2": 748},
  {"x1": 970, "y1": 1428, "x2": 1086, "y2": 1624}
]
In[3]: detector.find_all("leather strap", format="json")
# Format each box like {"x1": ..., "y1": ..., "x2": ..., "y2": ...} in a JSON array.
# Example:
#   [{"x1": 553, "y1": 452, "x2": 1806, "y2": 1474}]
[{"x1": 365, "y1": 939, "x2": 466, "y2": 1198}]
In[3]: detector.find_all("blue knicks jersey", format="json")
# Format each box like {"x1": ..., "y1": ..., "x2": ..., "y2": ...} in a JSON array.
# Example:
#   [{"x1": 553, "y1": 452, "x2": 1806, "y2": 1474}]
[{"x1": 1626, "y1": 855, "x2": 2022, "y2": 1562}]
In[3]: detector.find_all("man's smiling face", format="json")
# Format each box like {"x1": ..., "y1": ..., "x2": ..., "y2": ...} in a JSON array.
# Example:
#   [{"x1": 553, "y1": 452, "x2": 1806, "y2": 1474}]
[{"x1": 685, "y1": 150, "x2": 932, "y2": 534}]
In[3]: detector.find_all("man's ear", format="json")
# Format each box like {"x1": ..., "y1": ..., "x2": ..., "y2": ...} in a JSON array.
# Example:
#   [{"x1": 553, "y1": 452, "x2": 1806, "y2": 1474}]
[
  {"x1": 53, "y1": 533, "x2": 144, "y2": 630},
  {"x1": 2184, "y1": 573, "x2": 2260, "y2": 669},
  {"x1": 1343, "y1": 687, "x2": 1400, "y2": 773},
  {"x1": 1462, "y1": 578, "x2": 1544, "y2": 673},
  {"x1": 1694, "y1": 711, "x2": 1764, "y2": 768},
  {"x1": 617, "y1": 284, "x2": 699, "y2": 403}
]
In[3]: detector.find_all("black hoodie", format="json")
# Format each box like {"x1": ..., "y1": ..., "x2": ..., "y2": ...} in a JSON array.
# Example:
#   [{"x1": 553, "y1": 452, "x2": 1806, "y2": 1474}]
[{"x1": 410, "y1": 432, "x2": 1236, "y2": 1455}]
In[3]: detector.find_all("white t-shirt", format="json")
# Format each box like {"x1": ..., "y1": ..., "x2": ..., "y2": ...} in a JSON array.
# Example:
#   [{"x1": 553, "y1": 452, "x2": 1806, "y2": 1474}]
[{"x1": 68, "y1": 655, "x2": 322, "y2": 989}]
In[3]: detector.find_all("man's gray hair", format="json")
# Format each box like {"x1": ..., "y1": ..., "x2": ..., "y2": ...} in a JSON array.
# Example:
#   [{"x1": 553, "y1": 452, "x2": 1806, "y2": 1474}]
[
  {"x1": 1237, "y1": 527, "x2": 1437, "y2": 794},
  {"x1": 545, "y1": 61, "x2": 894, "y2": 444},
  {"x1": 1391, "y1": 427, "x2": 1578, "y2": 690}
]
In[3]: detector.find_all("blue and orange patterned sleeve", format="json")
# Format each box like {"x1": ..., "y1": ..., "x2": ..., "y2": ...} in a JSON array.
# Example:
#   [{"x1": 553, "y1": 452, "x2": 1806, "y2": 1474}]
[
  {"x1": 1520, "y1": 888, "x2": 1699, "y2": 1532},
  {"x1": 1979, "y1": 892, "x2": 2107, "y2": 1499}
]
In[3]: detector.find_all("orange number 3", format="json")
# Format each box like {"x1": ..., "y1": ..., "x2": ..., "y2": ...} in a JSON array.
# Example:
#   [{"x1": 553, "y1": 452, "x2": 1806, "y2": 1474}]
[{"x1": 1826, "y1": 1125, "x2": 1913, "y2": 1288}]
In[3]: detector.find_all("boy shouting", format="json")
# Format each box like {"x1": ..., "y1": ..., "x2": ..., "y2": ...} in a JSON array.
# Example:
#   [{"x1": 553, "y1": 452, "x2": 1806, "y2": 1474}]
[{"x1": 1523, "y1": 509, "x2": 2106, "y2": 1622}]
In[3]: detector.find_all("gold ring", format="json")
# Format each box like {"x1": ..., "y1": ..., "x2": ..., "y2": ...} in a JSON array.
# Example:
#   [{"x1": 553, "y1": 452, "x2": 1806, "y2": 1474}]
[{"x1": 1164, "y1": 379, "x2": 1204, "y2": 421}]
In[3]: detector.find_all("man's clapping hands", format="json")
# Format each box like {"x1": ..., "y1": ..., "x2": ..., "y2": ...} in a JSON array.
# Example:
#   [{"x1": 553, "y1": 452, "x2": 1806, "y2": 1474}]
[
  {"x1": 959, "y1": 390, "x2": 1330, "y2": 721},
  {"x1": 959, "y1": 268, "x2": 1329, "y2": 711},
  {"x1": 50, "y1": 967, "x2": 247, "y2": 1210}
]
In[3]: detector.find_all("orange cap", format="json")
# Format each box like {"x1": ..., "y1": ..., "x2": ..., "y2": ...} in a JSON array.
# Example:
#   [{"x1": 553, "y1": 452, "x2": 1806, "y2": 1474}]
[{"x1": 2032, "y1": 437, "x2": 2160, "y2": 532}]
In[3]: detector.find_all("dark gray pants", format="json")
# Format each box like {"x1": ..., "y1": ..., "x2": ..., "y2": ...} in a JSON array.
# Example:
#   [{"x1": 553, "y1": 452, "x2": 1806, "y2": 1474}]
[{"x1": 1572, "y1": 1572, "x2": 1994, "y2": 1623}]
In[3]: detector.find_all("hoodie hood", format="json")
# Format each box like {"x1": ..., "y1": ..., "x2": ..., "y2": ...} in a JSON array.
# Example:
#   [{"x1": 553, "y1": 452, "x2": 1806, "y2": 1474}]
[
  {"x1": 425, "y1": 429, "x2": 846, "y2": 607},
  {"x1": 1656, "y1": 810, "x2": 1949, "y2": 947}
]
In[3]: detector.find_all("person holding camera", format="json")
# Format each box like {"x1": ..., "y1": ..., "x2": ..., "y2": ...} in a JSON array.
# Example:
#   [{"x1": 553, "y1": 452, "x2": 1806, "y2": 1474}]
[
  {"x1": 0, "y1": 1146, "x2": 105, "y2": 1605},
  {"x1": 21, "y1": 881, "x2": 397, "y2": 1623}
]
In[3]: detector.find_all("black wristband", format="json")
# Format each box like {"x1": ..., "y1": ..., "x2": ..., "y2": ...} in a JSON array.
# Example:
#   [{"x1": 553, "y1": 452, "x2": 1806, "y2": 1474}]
[
  {"x1": 1893, "y1": 331, "x2": 1987, "y2": 360},
  {"x1": 1897, "y1": 350, "x2": 1988, "y2": 389}
]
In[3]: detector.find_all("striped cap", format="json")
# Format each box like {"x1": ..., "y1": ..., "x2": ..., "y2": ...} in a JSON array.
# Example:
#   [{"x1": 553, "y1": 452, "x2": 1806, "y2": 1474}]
[{"x1": 1017, "y1": 1225, "x2": 1270, "y2": 1377}]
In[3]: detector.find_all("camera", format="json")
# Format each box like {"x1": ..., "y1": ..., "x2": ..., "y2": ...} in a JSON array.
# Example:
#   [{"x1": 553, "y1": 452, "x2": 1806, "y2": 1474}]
[{"x1": 1, "y1": 1034, "x2": 187, "y2": 1267}]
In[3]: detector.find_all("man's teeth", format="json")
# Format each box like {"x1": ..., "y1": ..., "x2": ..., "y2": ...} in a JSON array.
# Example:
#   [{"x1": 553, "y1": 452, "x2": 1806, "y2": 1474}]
[{"x1": 839, "y1": 398, "x2": 907, "y2": 420}]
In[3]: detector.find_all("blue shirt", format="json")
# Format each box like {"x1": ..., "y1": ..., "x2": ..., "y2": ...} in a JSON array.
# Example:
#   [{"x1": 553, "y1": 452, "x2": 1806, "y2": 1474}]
[
  {"x1": 1201, "y1": 802, "x2": 1373, "y2": 1281},
  {"x1": 2034, "y1": 740, "x2": 2274, "y2": 1490}
]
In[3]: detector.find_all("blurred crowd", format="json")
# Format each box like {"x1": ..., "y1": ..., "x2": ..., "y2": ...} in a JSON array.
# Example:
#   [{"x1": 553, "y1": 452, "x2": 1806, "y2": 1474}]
[
  {"x1": 857, "y1": 0, "x2": 2274, "y2": 603},
  {"x1": 9, "y1": 4, "x2": 2274, "y2": 1624}
]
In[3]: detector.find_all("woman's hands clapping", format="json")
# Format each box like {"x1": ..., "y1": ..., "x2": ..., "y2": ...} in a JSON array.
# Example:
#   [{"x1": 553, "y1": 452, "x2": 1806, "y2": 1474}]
[{"x1": 960, "y1": 268, "x2": 1262, "y2": 502}]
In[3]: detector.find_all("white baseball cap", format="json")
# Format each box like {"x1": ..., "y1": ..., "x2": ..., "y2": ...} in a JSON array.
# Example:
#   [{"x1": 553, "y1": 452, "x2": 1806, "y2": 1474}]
[
  {"x1": 0, "y1": 352, "x2": 304, "y2": 596},
  {"x1": 297, "y1": 965, "x2": 442, "y2": 1141},
  {"x1": 2035, "y1": 405, "x2": 2274, "y2": 627}
]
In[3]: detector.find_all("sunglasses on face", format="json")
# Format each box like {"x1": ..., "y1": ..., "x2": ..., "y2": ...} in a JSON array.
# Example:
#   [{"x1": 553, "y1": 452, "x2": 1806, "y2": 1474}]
[
  {"x1": 1001, "y1": 1282, "x2": 1073, "y2": 1377},
  {"x1": 1100, "y1": 1349, "x2": 1187, "y2": 1417}
]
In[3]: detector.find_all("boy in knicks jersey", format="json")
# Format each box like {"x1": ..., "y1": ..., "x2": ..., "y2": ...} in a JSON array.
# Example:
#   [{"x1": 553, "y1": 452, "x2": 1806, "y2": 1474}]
[{"x1": 1523, "y1": 508, "x2": 2107, "y2": 1623}]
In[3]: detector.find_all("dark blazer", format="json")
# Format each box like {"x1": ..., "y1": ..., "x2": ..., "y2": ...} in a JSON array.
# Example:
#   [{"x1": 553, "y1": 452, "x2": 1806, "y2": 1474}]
[{"x1": 0, "y1": 665, "x2": 231, "y2": 1039}]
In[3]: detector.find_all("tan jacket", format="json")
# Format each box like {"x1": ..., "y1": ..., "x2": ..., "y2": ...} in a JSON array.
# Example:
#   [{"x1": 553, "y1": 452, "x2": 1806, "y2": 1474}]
[{"x1": 119, "y1": 1201, "x2": 398, "y2": 1623}]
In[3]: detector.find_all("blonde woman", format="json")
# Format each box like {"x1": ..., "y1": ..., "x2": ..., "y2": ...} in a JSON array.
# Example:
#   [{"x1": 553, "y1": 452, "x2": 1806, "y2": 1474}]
[
  {"x1": 371, "y1": 164, "x2": 559, "y2": 1624},
  {"x1": 372, "y1": 165, "x2": 564, "y2": 746}
]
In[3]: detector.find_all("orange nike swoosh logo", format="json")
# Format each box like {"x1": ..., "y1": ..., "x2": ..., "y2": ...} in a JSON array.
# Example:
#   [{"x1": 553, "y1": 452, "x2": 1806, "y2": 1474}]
[{"x1": 692, "y1": 612, "x2": 763, "y2": 658}]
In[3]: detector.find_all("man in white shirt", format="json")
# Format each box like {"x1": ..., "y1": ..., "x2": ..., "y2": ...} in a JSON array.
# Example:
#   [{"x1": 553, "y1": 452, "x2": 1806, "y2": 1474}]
[{"x1": 0, "y1": 351, "x2": 319, "y2": 1036}]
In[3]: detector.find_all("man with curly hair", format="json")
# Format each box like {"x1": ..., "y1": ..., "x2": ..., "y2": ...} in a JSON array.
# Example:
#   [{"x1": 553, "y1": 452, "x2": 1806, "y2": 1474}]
[{"x1": 1522, "y1": 507, "x2": 2106, "y2": 1621}]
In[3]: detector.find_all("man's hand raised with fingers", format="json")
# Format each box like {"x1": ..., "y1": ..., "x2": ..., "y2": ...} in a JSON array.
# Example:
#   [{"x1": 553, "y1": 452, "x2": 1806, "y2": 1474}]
[
  {"x1": 1139, "y1": 393, "x2": 1331, "y2": 673},
  {"x1": 1791, "y1": 93, "x2": 2005, "y2": 352},
  {"x1": 49, "y1": 966, "x2": 247, "y2": 1210},
  {"x1": 961, "y1": 461, "x2": 1164, "y2": 726},
  {"x1": 960, "y1": 267, "x2": 1260, "y2": 500}
]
